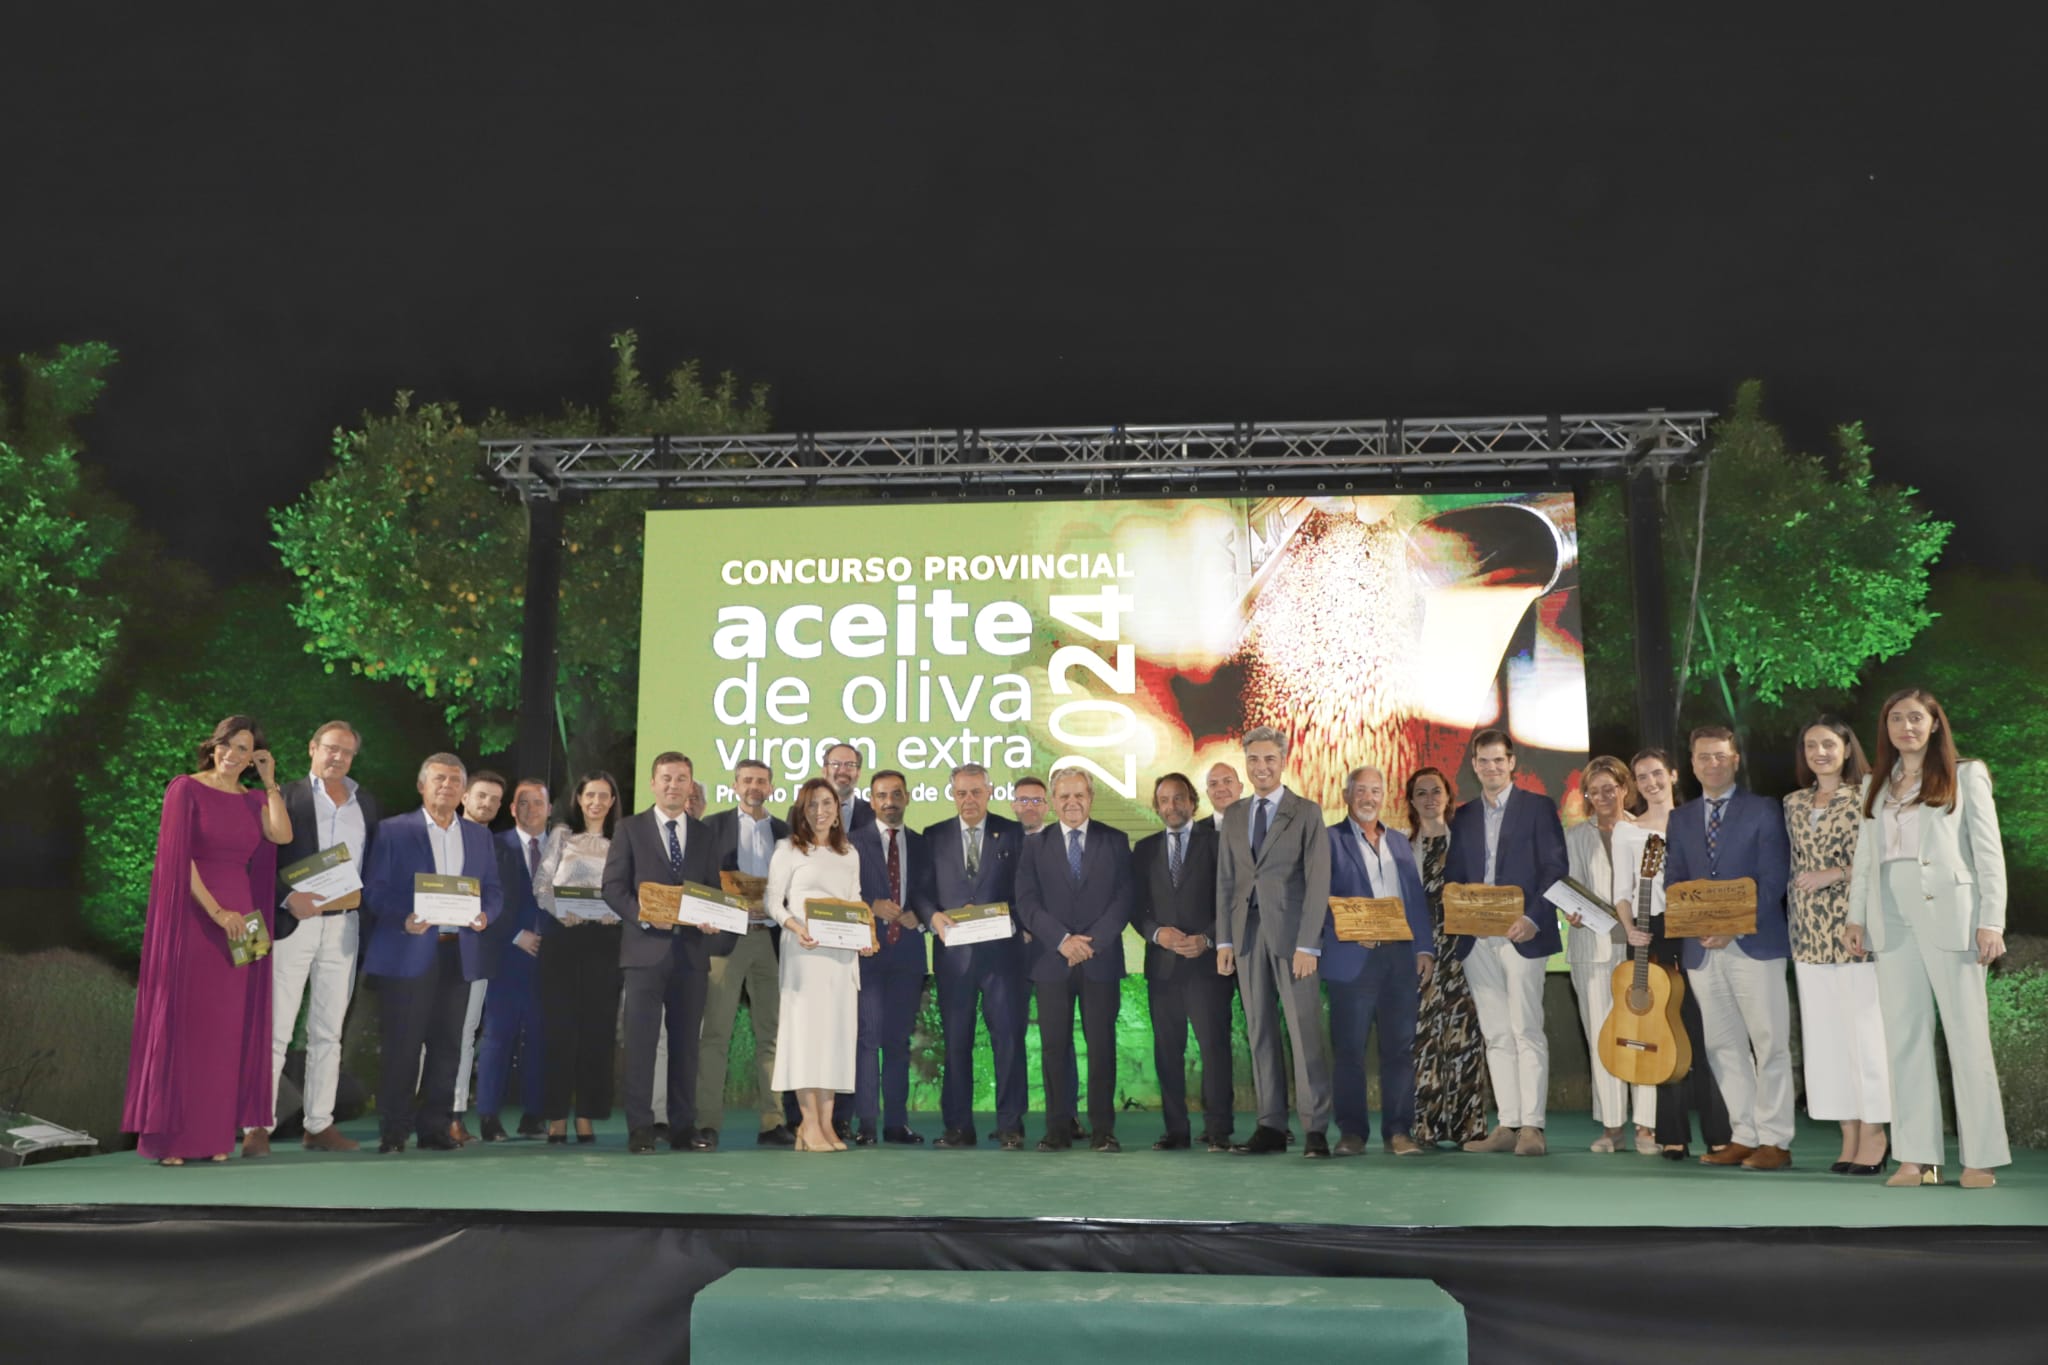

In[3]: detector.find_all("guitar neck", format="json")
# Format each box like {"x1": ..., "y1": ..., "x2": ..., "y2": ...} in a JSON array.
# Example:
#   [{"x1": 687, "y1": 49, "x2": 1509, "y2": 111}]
[{"x1": 1632, "y1": 873, "x2": 1655, "y2": 988}]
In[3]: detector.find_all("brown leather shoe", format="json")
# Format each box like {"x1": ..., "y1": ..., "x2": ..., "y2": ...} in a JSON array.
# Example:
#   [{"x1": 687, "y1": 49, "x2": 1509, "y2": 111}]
[
  {"x1": 1740, "y1": 1144, "x2": 1791, "y2": 1171},
  {"x1": 1700, "y1": 1143, "x2": 1756, "y2": 1166},
  {"x1": 1461, "y1": 1124, "x2": 1519, "y2": 1153},
  {"x1": 240, "y1": 1129, "x2": 271, "y2": 1159},
  {"x1": 449, "y1": 1120, "x2": 475, "y2": 1146},
  {"x1": 1513, "y1": 1126, "x2": 1547, "y2": 1157},
  {"x1": 302, "y1": 1125, "x2": 361, "y2": 1152},
  {"x1": 1384, "y1": 1133, "x2": 1424, "y2": 1157}
]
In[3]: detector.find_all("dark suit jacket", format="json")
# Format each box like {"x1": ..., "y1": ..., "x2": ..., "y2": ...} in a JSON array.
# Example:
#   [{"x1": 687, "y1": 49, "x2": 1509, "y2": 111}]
[
  {"x1": 1322, "y1": 820, "x2": 1435, "y2": 982},
  {"x1": 361, "y1": 809, "x2": 504, "y2": 980},
  {"x1": 1131, "y1": 822, "x2": 1222, "y2": 982},
  {"x1": 1663, "y1": 786, "x2": 1791, "y2": 968},
  {"x1": 271, "y1": 776, "x2": 383, "y2": 942},
  {"x1": 698, "y1": 806, "x2": 790, "y2": 957},
  {"x1": 1443, "y1": 786, "x2": 1569, "y2": 961},
  {"x1": 912, "y1": 813, "x2": 1023, "y2": 979},
  {"x1": 601, "y1": 807, "x2": 723, "y2": 971},
  {"x1": 478, "y1": 826, "x2": 548, "y2": 978},
  {"x1": 851, "y1": 821, "x2": 932, "y2": 975},
  {"x1": 1015, "y1": 821, "x2": 1133, "y2": 984}
]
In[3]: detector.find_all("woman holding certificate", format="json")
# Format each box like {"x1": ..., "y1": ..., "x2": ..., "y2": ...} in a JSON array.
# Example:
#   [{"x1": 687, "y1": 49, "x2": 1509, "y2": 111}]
[
  {"x1": 533, "y1": 771, "x2": 624, "y2": 1145},
  {"x1": 764, "y1": 777, "x2": 870, "y2": 1152},
  {"x1": 1844, "y1": 689, "x2": 2010, "y2": 1189},
  {"x1": 123, "y1": 715, "x2": 293, "y2": 1164}
]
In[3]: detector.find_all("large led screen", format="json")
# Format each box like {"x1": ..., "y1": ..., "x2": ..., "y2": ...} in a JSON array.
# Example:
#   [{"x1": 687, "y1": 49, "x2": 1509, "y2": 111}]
[{"x1": 636, "y1": 492, "x2": 1588, "y2": 830}]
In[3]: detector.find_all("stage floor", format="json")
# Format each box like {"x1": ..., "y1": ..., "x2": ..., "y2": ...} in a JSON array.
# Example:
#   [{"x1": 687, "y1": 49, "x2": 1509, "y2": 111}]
[{"x1": 7, "y1": 1109, "x2": 2044, "y2": 1228}]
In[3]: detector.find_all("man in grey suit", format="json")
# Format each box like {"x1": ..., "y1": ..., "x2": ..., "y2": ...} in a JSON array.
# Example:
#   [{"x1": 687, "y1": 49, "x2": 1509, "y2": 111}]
[{"x1": 1215, "y1": 725, "x2": 1333, "y2": 1156}]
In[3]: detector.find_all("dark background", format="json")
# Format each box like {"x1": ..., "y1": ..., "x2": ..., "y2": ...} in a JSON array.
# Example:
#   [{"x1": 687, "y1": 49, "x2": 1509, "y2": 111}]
[{"x1": 6, "y1": 7, "x2": 2042, "y2": 578}]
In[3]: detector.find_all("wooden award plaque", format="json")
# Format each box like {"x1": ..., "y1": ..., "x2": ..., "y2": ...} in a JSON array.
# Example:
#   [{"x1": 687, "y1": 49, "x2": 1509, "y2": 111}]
[
  {"x1": 1443, "y1": 883, "x2": 1526, "y2": 937},
  {"x1": 637, "y1": 881, "x2": 684, "y2": 929},
  {"x1": 1329, "y1": 896, "x2": 1413, "y2": 943},
  {"x1": 1664, "y1": 877, "x2": 1758, "y2": 938}
]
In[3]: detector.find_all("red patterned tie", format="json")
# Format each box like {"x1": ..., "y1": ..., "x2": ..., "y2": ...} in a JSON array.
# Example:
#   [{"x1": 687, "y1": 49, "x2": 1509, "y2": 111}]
[{"x1": 886, "y1": 827, "x2": 902, "y2": 945}]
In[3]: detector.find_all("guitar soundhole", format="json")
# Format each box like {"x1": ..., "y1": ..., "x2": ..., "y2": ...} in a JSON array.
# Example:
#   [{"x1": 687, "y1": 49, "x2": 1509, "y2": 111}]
[{"x1": 1628, "y1": 986, "x2": 1652, "y2": 1013}]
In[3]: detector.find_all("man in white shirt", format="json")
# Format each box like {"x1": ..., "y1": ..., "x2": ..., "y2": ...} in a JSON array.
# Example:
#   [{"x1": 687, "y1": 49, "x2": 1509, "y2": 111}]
[{"x1": 695, "y1": 760, "x2": 794, "y2": 1147}]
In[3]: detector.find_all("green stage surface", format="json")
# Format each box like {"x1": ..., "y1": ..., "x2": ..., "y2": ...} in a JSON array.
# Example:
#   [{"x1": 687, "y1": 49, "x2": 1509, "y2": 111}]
[{"x1": 6, "y1": 1110, "x2": 2044, "y2": 1228}]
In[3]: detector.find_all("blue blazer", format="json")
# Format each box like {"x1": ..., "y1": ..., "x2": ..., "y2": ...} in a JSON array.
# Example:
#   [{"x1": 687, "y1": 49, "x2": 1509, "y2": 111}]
[
  {"x1": 851, "y1": 822, "x2": 932, "y2": 976},
  {"x1": 912, "y1": 813, "x2": 1023, "y2": 979},
  {"x1": 362, "y1": 809, "x2": 504, "y2": 980},
  {"x1": 478, "y1": 827, "x2": 548, "y2": 978},
  {"x1": 1014, "y1": 822, "x2": 1133, "y2": 984},
  {"x1": 1321, "y1": 821, "x2": 1435, "y2": 983},
  {"x1": 1662, "y1": 786, "x2": 1791, "y2": 968},
  {"x1": 1443, "y1": 786, "x2": 1568, "y2": 961}
]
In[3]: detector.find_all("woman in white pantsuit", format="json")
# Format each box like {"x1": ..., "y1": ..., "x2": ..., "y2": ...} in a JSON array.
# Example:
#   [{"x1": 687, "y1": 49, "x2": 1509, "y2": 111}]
[
  {"x1": 1784, "y1": 717, "x2": 1890, "y2": 1175},
  {"x1": 1562, "y1": 756, "x2": 1654, "y2": 1153},
  {"x1": 1844, "y1": 689, "x2": 2010, "y2": 1190},
  {"x1": 765, "y1": 777, "x2": 870, "y2": 1153}
]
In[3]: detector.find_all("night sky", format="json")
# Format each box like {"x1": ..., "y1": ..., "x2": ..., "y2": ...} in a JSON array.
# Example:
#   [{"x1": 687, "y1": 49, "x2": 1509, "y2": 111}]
[{"x1": 8, "y1": 9, "x2": 2042, "y2": 577}]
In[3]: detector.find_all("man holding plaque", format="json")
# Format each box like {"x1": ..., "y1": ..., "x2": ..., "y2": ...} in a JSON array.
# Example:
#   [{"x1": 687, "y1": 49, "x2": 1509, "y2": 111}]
[
  {"x1": 264, "y1": 720, "x2": 381, "y2": 1154},
  {"x1": 1216, "y1": 726, "x2": 1334, "y2": 1157},
  {"x1": 603, "y1": 751, "x2": 724, "y2": 1154},
  {"x1": 696, "y1": 759, "x2": 793, "y2": 1148},
  {"x1": 1132, "y1": 773, "x2": 1233, "y2": 1152},
  {"x1": 915, "y1": 762, "x2": 1028, "y2": 1150},
  {"x1": 1446, "y1": 730, "x2": 1567, "y2": 1157},
  {"x1": 1015, "y1": 769, "x2": 1134, "y2": 1152},
  {"x1": 850, "y1": 769, "x2": 933, "y2": 1145},
  {"x1": 361, "y1": 753, "x2": 503, "y2": 1154},
  {"x1": 1323, "y1": 765, "x2": 1436, "y2": 1157},
  {"x1": 1662, "y1": 726, "x2": 1795, "y2": 1171}
]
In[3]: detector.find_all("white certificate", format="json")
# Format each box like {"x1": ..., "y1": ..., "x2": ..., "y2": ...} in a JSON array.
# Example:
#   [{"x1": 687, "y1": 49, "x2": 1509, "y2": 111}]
[
  {"x1": 1543, "y1": 878, "x2": 1618, "y2": 936},
  {"x1": 942, "y1": 902, "x2": 1014, "y2": 946},
  {"x1": 414, "y1": 873, "x2": 483, "y2": 927},
  {"x1": 281, "y1": 844, "x2": 363, "y2": 907},
  {"x1": 553, "y1": 884, "x2": 610, "y2": 921},
  {"x1": 676, "y1": 881, "x2": 752, "y2": 935},
  {"x1": 803, "y1": 898, "x2": 875, "y2": 952}
]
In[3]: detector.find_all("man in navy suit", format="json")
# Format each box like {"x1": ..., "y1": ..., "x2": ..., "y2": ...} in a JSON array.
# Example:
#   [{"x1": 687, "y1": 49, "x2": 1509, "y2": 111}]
[
  {"x1": 475, "y1": 778, "x2": 550, "y2": 1141},
  {"x1": 849, "y1": 768, "x2": 932, "y2": 1145},
  {"x1": 914, "y1": 762, "x2": 1028, "y2": 1149},
  {"x1": 1663, "y1": 725, "x2": 1795, "y2": 1170},
  {"x1": 1445, "y1": 729, "x2": 1568, "y2": 1157},
  {"x1": 362, "y1": 753, "x2": 504, "y2": 1154},
  {"x1": 1132, "y1": 773, "x2": 1234, "y2": 1152},
  {"x1": 1324, "y1": 765, "x2": 1436, "y2": 1157},
  {"x1": 824, "y1": 742, "x2": 878, "y2": 834},
  {"x1": 1016, "y1": 769, "x2": 1134, "y2": 1152}
]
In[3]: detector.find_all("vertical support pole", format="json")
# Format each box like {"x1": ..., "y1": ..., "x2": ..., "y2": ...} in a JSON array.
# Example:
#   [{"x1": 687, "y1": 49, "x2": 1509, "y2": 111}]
[
  {"x1": 1624, "y1": 454, "x2": 1676, "y2": 754},
  {"x1": 516, "y1": 492, "x2": 564, "y2": 791}
]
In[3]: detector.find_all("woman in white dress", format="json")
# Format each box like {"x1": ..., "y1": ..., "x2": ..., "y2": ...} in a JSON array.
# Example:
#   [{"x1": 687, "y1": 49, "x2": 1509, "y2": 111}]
[{"x1": 765, "y1": 777, "x2": 872, "y2": 1152}]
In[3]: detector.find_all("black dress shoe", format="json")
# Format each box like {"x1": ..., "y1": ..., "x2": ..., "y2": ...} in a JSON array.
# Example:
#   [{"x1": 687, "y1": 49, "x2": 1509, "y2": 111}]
[
  {"x1": 416, "y1": 1131, "x2": 459, "y2": 1152},
  {"x1": 1303, "y1": 1131, "x2": 1331, "y2": 1159},
  {"x1": 934, "y1": 1129, "x2": 977, "y2": 1149},
  {"x1": 1661, "y1": 1146, "x2": 1690, "y2": 1161},
  {"x1": 683, "y1": 1129, "x2": 716, "y2": 1152},
  {"x1": 1091, "y1": 1132, "x2": 1121, "y2": 1153},
  {"x1": 480, "y1": 1115, "x2": 510, "y2": 1143},
  {"x1": 652, "y1": 1122, "x2": 670, "y2": 1141},
  {"x1": 997, "y1": 1130, "x2": 1026, "y2": 1151},
  {"x1": 1153, "y1": 1133, "x2": 1192, "y2": 1151},
  {"x1": 378, "y1": 1137, "x2": 406, "y2": 1154},
  {"x1": 1035, "y1": 1135, "x2": 1072, "y2": 1152},
  {"x1": 693, "y1": 1128, "x2": 720, "y2": 1149},
  {"x1": 516, "y1": 1113, "x2": 546, "y2": 1137},
  {"x1": 1205, "y1": 1133, "x2": 1234, "y2": 1153},
  {"x1": 628, "y1": 1127, "x2": 658, "y2": 1155},
  {"x1": 832, "y1": 1117, "x2": 852, "y2": 1140},
  {"x1": 1233, "y1": 1125, "x2": 1289, "y2": 1155},
  {"x1": 883, "y1": 1125, "x2": 926, "y2": 1145},
  {"x1": 854, "y1": 1126, "x2": 878, "y2": 1146},
  {"x1": 756, "y1": 1125, "x2": 797, "y2": 1147}
]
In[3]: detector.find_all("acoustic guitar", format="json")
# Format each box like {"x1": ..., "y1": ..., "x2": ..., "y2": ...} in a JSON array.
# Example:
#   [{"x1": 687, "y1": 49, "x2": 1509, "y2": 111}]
[{"x1": 1595, "y1": 833, "x2": 1691, "y2": 1086}]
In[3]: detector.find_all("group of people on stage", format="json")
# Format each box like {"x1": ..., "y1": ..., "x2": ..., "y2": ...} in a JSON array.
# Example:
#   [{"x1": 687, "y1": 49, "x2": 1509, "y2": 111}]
[{"x1": 123, "y1": 689, "x2": 2013, "y2": 1188}]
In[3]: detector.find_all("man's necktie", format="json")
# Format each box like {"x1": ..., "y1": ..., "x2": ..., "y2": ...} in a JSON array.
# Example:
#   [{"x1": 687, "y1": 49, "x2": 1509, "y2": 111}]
[
  {"x1": 665, "y1": 819, "x2": 683, "y2": 880},
  {"x1": 1067, "y1": 827, "x2": 1085, "y2": 883},
  {"x1": 1168, "y1": 828, "x2": 1184, "y2": 888},
  {"x1": 527, "y1": 835, "x2": 541, "y2": 879},
  {"x1": 1251, "y1": 797, "x2": 1270, "y2": 858},
  {"x1": 885, "y1": 827, "x2": 902, "y2": 945},
  {"x1": 1706, "y1": 798, "x2": 1727, "y2": 877},
  {"x1": 966, "y1": 825, "x2": 982, "y2": 878}
]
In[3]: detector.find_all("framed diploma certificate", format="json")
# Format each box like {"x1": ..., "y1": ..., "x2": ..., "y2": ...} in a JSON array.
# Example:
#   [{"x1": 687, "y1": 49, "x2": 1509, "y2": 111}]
[
  {"x1": 552, "y1": 884, "x2": 610, "y2": 921},
  {"x1": 412, "y1": 873, "x2": 482, "y2": 927},
  {"x1": 803, "y1": 898, "x2": 876, "y2": 951},
  {"x1": 1329, "y1": 896, "x2": 1413, "y2": 943},
  {"x1": 1664, "y1": 877, "x2": 1758, "y2": 938},
  {"x1": 1542, "y1": 878, "x2": 1618, "y2": 936},
  {"x1": 280, "y1": 844, "x2": 362, "y2": 910},
  {"x1": 942, "y1": 902, "x2": 1013, "y2": 945},
  {"x1": 1443, "y1": 883, "x2": 1526, "y2": 937},
  {"x1": 676, "y1": 881, "x2": 752, "y2": 935}
]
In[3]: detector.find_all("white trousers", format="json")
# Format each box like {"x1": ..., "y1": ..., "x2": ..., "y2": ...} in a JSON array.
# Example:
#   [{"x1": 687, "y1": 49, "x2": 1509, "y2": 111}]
[
  {"x1": 452, "y1": 979, "x2": 488, "y2": 1115},
  {"x1": 269, "y1": 912, "x2": 360, "y2": 1133},
  {"x1": 1463, "y1": 938, "x2": 1548, "y2": 1129},
  {"x1": 1793, "y1": 961, "x2": 1891, "y2": 1124},
  {"x1": 1566, "y1": 958, "x2": 1659, "y2": 1128},
  {"x1": 1691, "y1": 946, "x2": 1795, "y2": 1149}
]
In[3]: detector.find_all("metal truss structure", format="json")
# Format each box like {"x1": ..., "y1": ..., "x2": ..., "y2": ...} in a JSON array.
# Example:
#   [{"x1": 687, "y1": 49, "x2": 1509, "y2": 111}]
[{"x1": 482, "y1": 410, "x2": 1713, "y2": 499}]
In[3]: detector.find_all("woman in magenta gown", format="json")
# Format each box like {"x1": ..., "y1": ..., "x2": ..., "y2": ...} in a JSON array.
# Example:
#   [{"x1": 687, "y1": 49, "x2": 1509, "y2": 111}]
[{"x1": 123, "y1": 715, "x2": 293, "y2": 1163}]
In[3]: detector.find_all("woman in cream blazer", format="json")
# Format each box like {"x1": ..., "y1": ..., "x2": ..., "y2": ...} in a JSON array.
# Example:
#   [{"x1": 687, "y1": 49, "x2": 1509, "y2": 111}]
[{"x1": 1844, "y1": 688, "x2": 2009, "y2": 1189}]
